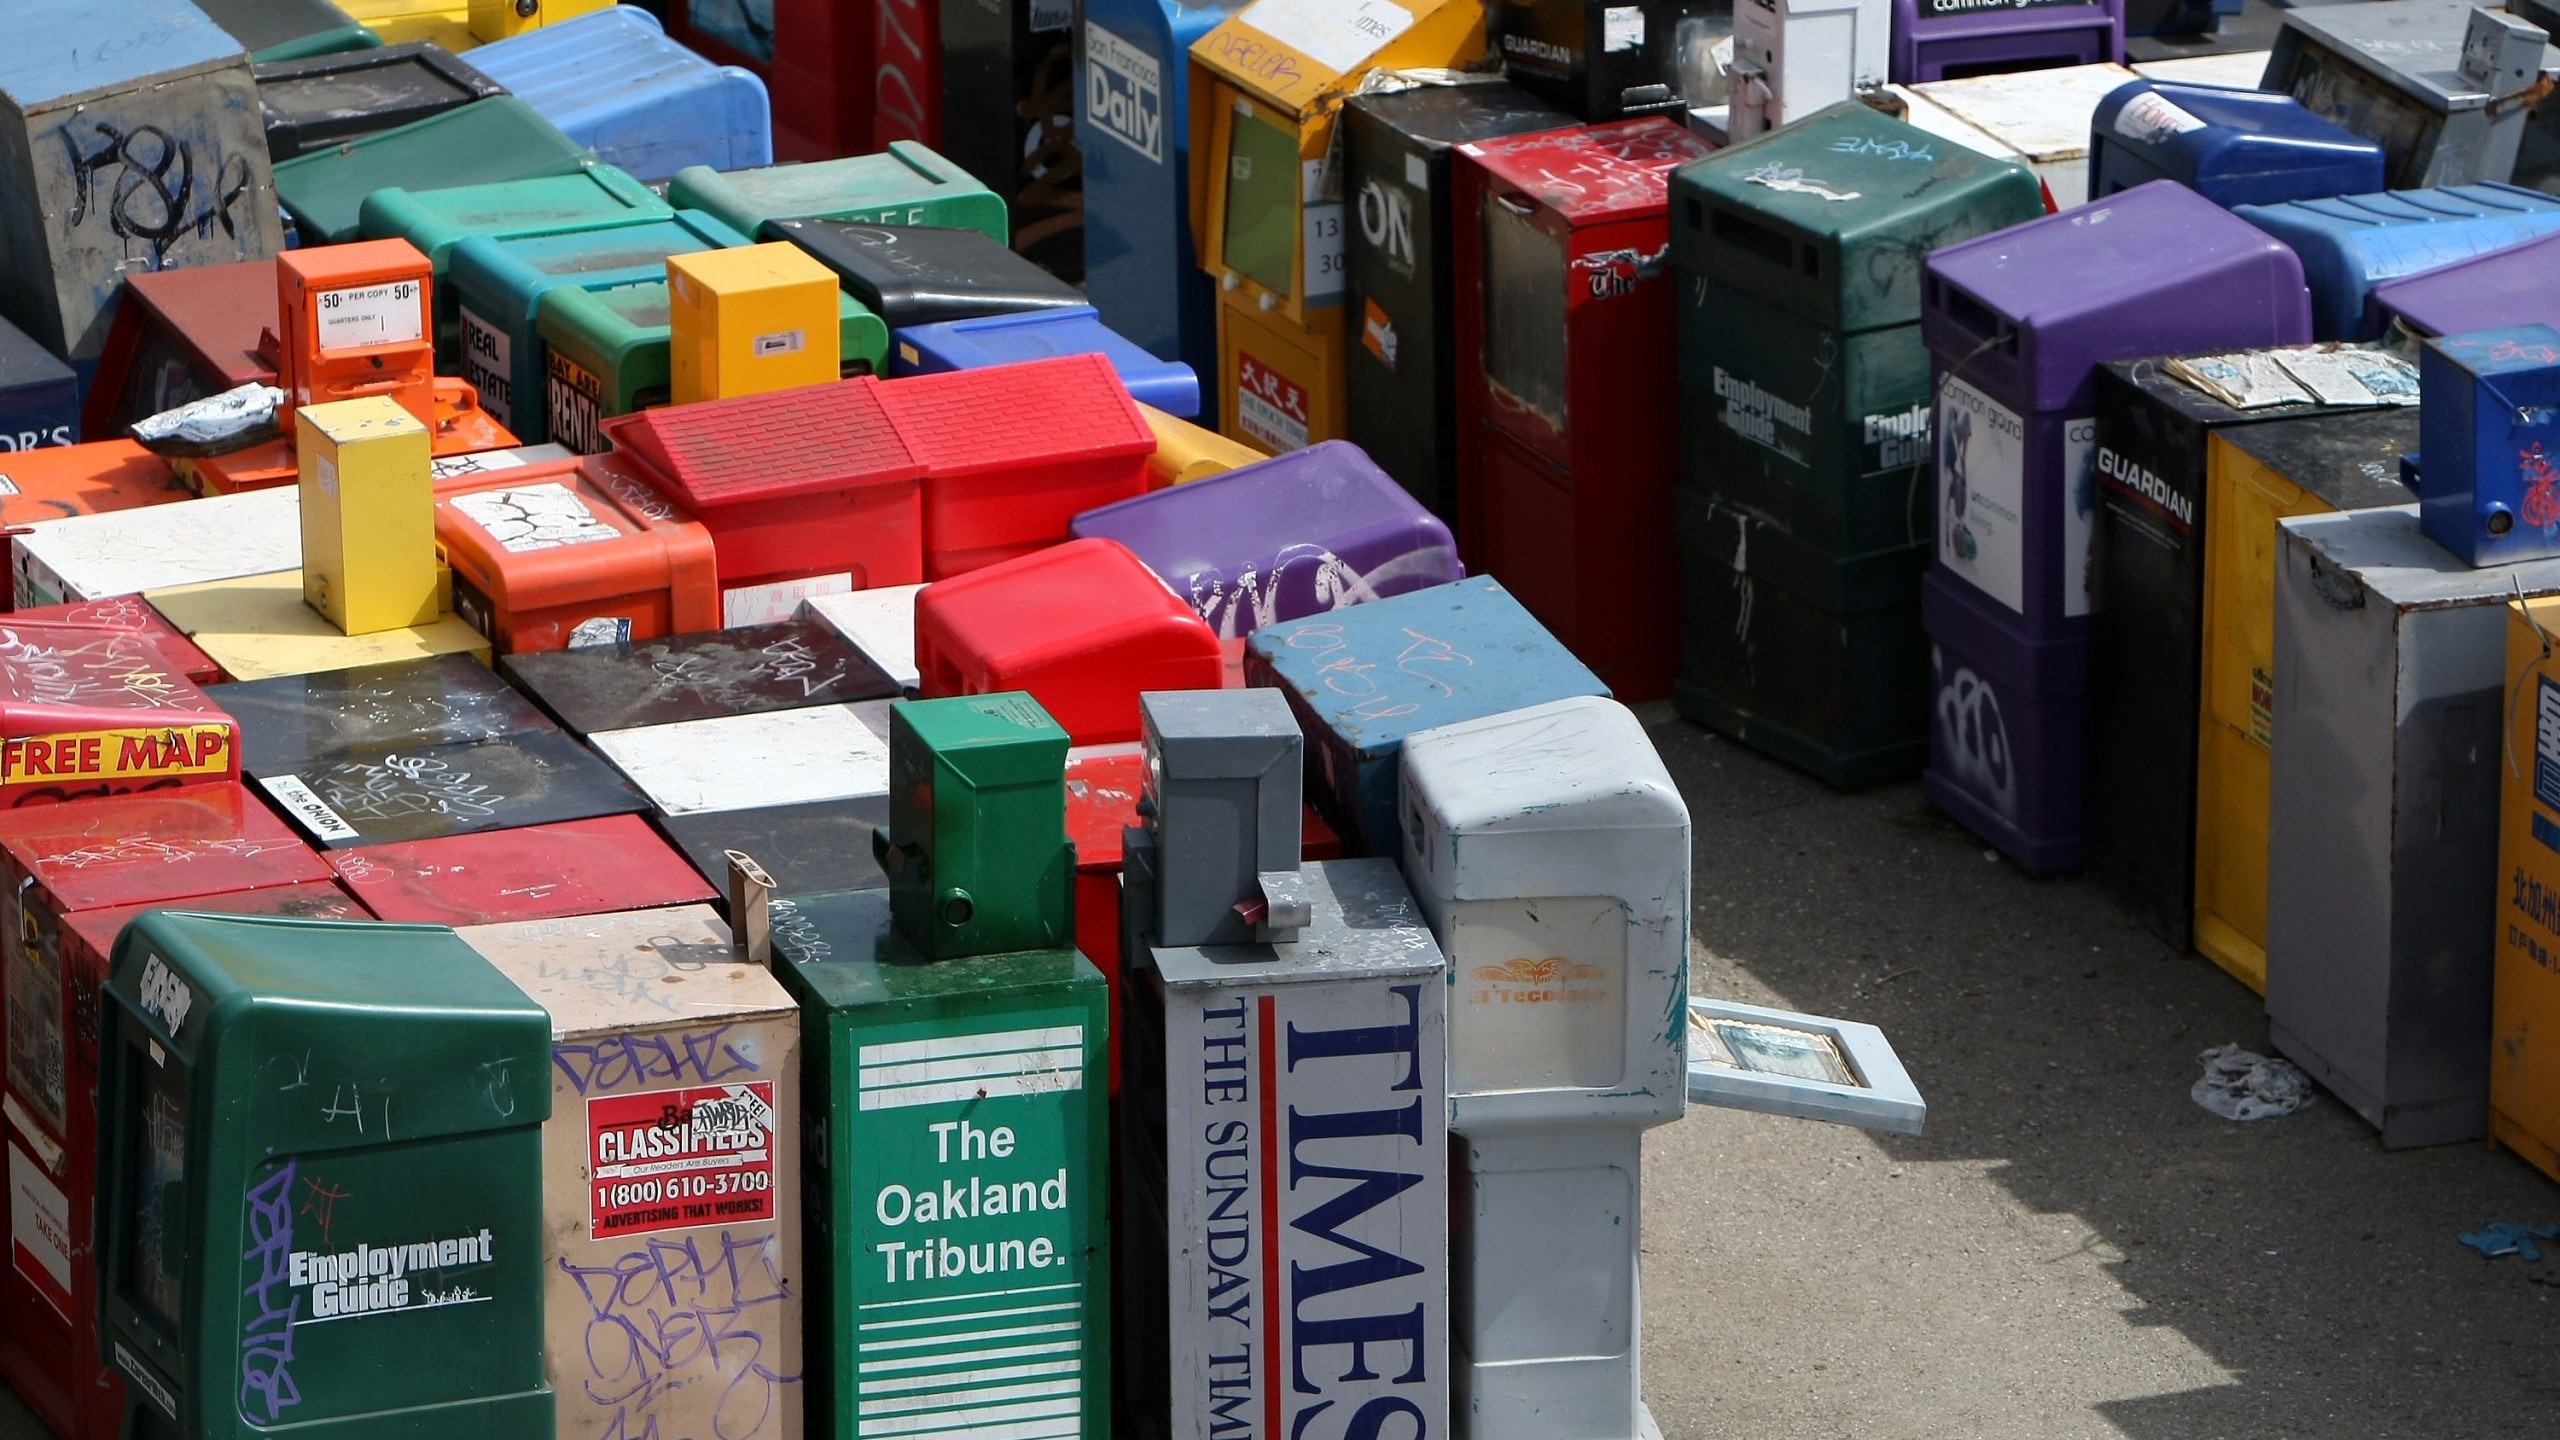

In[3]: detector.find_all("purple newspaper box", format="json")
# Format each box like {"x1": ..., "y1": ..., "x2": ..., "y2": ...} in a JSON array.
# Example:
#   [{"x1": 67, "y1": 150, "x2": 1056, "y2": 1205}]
[
  {"x1": 2373, "y1": 231, "x2": 2560, "y2": 340},
  {"x1": 1070, "y1": 439, "x2": 1462, "y2": 639},
  {"x1": 1922, "y1": 179, "x2": 2311, "y2": 870},
  {"x1": 1890, "y1": 0, "x2": 2127, "y2": 85}
]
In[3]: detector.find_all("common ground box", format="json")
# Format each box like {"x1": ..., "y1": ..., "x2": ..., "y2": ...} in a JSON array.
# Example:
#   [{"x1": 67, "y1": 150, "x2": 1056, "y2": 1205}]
[{"x1": 461, "y1": 903, "x2": 804, "y2": 1440}]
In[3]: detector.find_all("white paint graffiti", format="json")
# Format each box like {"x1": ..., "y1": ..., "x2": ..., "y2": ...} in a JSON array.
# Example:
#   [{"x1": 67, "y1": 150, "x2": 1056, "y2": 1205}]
[
  {"x1": 1933, "y1": 646, "x2": 2016, "y2": 820},
  {"x1": 1183, "y1": 545, "x2": 1460, "y2": 641}
]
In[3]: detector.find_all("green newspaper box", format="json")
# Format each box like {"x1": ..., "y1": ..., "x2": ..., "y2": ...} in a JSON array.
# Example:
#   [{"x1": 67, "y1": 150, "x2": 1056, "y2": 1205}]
[
  {"x1": 275, "y1": 96, "x2": 593, "y2": 245},
  {"x1": 535, "y1": 279, "x2": 889, "y2": 453},
  {"x1": 771, "y1": 886, "x2": 1109, "y2": 1440},
  {"x1": 668, "y1": 142, "x2": 1008, "y2": 246},
  {"x1": 96, "y1": 913, "x2": 553, "y2": 1439},
  {"x1": 873, "y1": 693, "x2": 1074, "y2": 961}
]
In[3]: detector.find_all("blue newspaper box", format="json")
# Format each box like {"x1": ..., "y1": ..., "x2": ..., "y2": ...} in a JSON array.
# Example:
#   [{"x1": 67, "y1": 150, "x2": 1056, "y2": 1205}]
[
  {"x1": 0, "y1": 314, "x2": 77, "y2": 451},
  {"x1": 448, "y1": 210, "x2": 756, "y2": 439},
  {"x1": 1243, "y1": 575, "x2": 1608, "y2": 853},
  {"x1": 2235, "y1": 183, "x2": 2560, "y2": 341},
  {"x1": 2089, "y1": 80, "x2": 2384, "y2": 209},
  {"x1": 1075, "y1": 0, "x2": 1250, "y2": 384},
  {"x1": 2416, "y1": 323, "x2": 2560, "y2": 565},
  {"x1": 462, "y1": 6, "x2": 773, "y2": 182},
  {"x1": 890, "y1": 306, "x2": 1200, "y2": 417}
]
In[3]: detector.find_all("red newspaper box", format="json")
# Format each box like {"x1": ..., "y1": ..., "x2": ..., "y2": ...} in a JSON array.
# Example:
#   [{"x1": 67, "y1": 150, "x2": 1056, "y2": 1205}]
[
  {"x1": 327, "y1": 813, "x2": 718, "y2": 925},
  {"x1": 435, "y1": 448, "x2": 721, "y2": 652},
  {"x1": 81, "y1": 258, "x2": 280, "y2": 440},
  {"x1": 603, "y1": 378, "x2": 926, "y2": 625},
  {"x1": 876, "y1": 354, "x2": 1155, "y2": 577},
  {"x1": 0, "y1": 786, "x2": 332, "y2": 1440},
  {"x1": 0, "y1": 620, "x2": 240, "y2": 807},
  {"x1": 915, "y1": 536, "x2": 1221, "y2": 744},
  {"x1": 1453, "y1": 117, "x2": 1711, "y2": 701}
]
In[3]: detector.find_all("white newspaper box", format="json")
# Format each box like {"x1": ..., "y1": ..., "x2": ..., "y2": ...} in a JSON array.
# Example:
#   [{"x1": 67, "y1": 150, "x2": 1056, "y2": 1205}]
[
  {"x1": 1724, "y1": 0, "x2": 1891, "y2": 142},
  {"x1": 1400, "y1": 695, "x2": 1924, "y2": 1440}
]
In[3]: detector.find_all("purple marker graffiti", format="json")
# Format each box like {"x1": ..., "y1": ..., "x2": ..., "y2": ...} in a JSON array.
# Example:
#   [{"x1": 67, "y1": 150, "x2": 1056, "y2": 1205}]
[
  {"x1": 240, "y1": 1159, "x2": 301, "y2": 1425},
  {"x1": 553, "y1": 1023, "x2": 762, "y2": 1097},
  {"x1": 558, "y1": 1229, "x2": 799, "y2": 1440}
]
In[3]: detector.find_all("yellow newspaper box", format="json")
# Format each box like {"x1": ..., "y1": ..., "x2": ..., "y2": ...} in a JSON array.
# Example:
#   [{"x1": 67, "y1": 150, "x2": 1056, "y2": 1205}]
[
  {"x1": 296, "y1": 396, "x2": 441, "y2": 635},
  {"x1": 667, "y1": 243, "x2": 844, "y2": 405},
  {"x1": 1188, "y1": 0, "x2": 1484, "y2": 448},
  {"x1": 2495, "y1": 596, "x2": 2560, "y2": 1186}
]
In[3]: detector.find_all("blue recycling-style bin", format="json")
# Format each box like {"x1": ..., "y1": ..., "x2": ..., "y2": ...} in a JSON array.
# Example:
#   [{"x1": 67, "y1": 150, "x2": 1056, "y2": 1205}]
[
  {"x1": 2416, "y1": 323, "x2": 2560, "y2": 566},
  {"x1": 2235, "y1": 183, "x2": 2560, "y2": 341},
  {"x1": 2089, "y1": 81, "x2": 2384, "y2": 210},
  {"x1": 890, "y1": 305, "x2": 1201, "y2": 416},
  {"x1": 0, "y1": 313, "x2": 77, "y2": 451},
  {"x1": 1075, "y1": 0, "x2": 1250, "y2": 383},
  {"x1": 1243, "y1": 575, "x2": 1607, "y2": 854},
  {"x1": 464, "y1": 6, "x2": 772, "y2": 182}
]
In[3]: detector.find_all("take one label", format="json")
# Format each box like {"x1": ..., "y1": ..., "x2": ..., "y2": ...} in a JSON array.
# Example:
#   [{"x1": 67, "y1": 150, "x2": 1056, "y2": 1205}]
[
  {"x1": 2114, "y1": 91, "x2": 2208, "y2": 144},
  {"x1": 459, "y1": 309, "x2": 516, "y2": 430},
  {"x1": 1935, "y1": 376, "x2": 2027, "y2": 614},
  {"x1": 1085, "y1": 21, "x2": 1165, "y2": 163},
  {"x1": 589, "y1": 1083, "x2": 778, "y2": 1239},
  {"x1": 1238, "y1": 0, "x2": 1416, "y2": 75},
  {"x1": 315, "y1": 281, "x2": 426, "y2": 351},
  {"x1": 1236, "y1": 351, "x2": 1311, "y2": 453},
  {"x1": 259, "y1": 774, "x2": 360, "y2": 843},
  {"x1": 8, "y1": 1141, "x2": 70, "y2": 1322}
]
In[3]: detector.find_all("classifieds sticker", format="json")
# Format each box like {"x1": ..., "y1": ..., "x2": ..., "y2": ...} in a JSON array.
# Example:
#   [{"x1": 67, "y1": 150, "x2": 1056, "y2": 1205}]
[{"x1": 589, "y1": 1083, "x2": 779, "y2": 1239}]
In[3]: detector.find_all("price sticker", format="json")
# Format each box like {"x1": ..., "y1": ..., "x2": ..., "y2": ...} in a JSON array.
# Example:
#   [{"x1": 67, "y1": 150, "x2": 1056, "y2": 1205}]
[{"x1": 315, "y1": 281, "x2": 426, "y2": 350}]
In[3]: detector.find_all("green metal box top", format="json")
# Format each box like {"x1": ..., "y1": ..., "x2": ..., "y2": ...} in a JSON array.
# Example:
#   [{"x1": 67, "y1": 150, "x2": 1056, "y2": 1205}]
[
  {"x1": 668, "y1": 141, "x2": 1009, "y2": 245},
  {"x1": 277, "y1": 95, "x2": 592, "y2": 244},
  {"x1": 360, "y1": 163, "x2": 671, "y2": 275},
  {"x1": 1670, "y1": 101, "x2": 2043, "y2": 335},
  {"x1": 97, "y1": 910, "x2": 552, "y2": 1438},
  {"x1": 879, "y1": 693, "x2": 1074, "y2": 960},
  {"x1": 774, "y1": 886, "x2": 1104, "y2": 1011}
]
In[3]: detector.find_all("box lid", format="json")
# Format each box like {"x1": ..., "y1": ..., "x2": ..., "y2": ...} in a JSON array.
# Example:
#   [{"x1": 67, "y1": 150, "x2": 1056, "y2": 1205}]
[
  {"x1": 1345, "y1": 78, "x2": 1573, "y2": 153},
  {"x1": 771, "y1": 886, "x2": 1100, "y2": 1011},
  {"x1": 0, "y1": 781, "x2": 327, "y2": 910},
  {"x1": 275, "y1": 95, "x2": 591, "y2": 244},
  {"x1": 499, "y1": 615, "x2": 898, "y2": 734},
  {"x1": 359, "y1": 164, "x2": 672, "y2": 268},
  {"x1": 216, "y1": 652, "x2": 548, "y2": 774},
  {"x1": 2374, "y1": 230, "x2": 2560, "y2": 339},
  {"x1": 2092, "y1": 80, "x2": 2383, "y2": 188},
  {"x1": 1246, "y1": 575, "x2": 1609, "y2": 760},
  {"x1": 1, "y1": 2, "x2": 246, "y2": 110},
  {"x1": 601, "y1": 377, "x2": 924, "y2": 508},
  {"x1": 336, "y1": 816, "x2": 715, "y2": 926},
  {"x1": 589, "y1": 701, "x2": 895, "y2": 815},
  {"x1": 15, "y1": 487, "x2": 302, "y2": 601},
  {"x1": 764, "y1": 221, "x2": 1087, "y2": 329},
  {"x1": 666, "y1": 141, "x2": 1003, "y2": 236},
  {"x1": 2279, "y1": 500, "x2": 2560, "y2": 610},
  {"x1": 1192, "y1": 0, "x2": 1480, "y2": 113},
  {"x1": 659, "y1": 795, "x2": 893, "y2": 897},
  {"x1": 450, "y1": 212, "x2": 754, "y2": 321},
  {"x1": 1464, "y1": 116, "x2": 1712, "y2": 224},
  {"x1": 1923, "y1": 180, "x2": 2312, "y2": 413},
  {"x1": 142, "y1": 568, "x2": 494, "y2": 681},
  {"x1": 62, "y1": 880, "x2": 370, "y2": 967},
  {"x1": 2274, "y1": 0, "x2": 2559, "y2": 112},
  {"x1": 1671, "y1": 101, "x2": 2043, "y2": 333},
  {"x1": 1151, "y1": 856, "x2": 1441, "y2": 986},
  {"x1": 0, "y1": 441, "x2": 187, "y2": 530},
  {"x1": 254, "y1": 728, "x2": 647, "y2": 848},
  {"x1": 1910, "y1": 63, "x2": 2144, "y2": 166},
  {"x1": 877, "y1": 354, "x2": 1154, "y2": 479},
  {"x1": 459, "y1": 902, "x2": 796, "y2": 1038},
  {"x1": 799, "y1": 586, "x2": 923, "y2": 692},
  {"x1": 254, "y1": 40, "x2": 507, "y2": 160}
]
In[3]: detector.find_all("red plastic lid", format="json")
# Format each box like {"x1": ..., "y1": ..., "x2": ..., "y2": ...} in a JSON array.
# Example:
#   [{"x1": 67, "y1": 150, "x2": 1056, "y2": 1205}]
[
  {"x1": 601, "y1": 378, "x2": 924, "y2": 507},
  {"x1": 1464, "y1": 117, "x2": 1713, "y2": 222},
  {"x1": 0, "y1": 620, "x2": 239, "y2": 794},
  {"x1": 878, "y1": 353, "x2": 1154, "y2": 479},
  {"x1": 0, "y1": 782, "x2": 328, "y2": 911},
  {"x1": 918, "y1": 537, "x2": 1215, "y2": 670},
  {"x1": 13, "y1": 596, "x2": 222, "y2": 685},
  {"x1": 326, "y1": 813, "x2": 717, "y2": 926},
  {"x1": 62, "y1": 879, "x2": 372, "y2": 966},
  {"x1": 1064, "y1": 747, "x2": 1146, "y2": 874}
]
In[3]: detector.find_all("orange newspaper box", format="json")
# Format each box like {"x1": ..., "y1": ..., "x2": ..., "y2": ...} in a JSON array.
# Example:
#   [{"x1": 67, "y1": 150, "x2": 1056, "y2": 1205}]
[{"x1": 434, "y1": 449, "x2": 721, "y2": 652}]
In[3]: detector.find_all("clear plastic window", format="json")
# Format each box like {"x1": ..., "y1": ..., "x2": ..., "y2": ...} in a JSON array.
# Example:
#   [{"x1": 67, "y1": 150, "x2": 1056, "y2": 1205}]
[
  {"x1": 124, "y1": 1043, "x2": 188, "y2": 1337},
  {"x1": 1224, "y1": 109, "x2": 1301, "y2": 299},
  {"x1": 1483, "y1": 198, "x2": 1568, "y2": 431}
]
